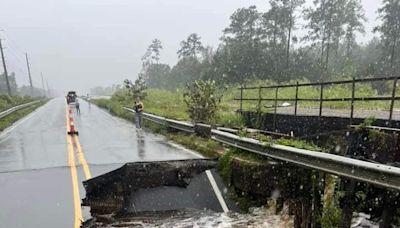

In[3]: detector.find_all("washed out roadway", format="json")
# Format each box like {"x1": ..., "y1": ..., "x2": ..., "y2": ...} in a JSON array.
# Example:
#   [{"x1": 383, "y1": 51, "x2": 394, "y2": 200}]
[{"x1": 0, "y1": 98, "x2": 214, "y2": 228}]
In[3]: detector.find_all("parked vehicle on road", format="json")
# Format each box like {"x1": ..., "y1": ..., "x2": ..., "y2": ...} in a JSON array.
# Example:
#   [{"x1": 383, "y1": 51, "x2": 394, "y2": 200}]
[{"x1": 66, "y1": 91, "x2": 77, "y2": 104}]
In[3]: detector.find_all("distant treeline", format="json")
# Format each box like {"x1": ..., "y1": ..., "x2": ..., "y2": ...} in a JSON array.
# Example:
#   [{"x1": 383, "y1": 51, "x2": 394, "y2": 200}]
[
  {"x1": 140, "y1": 0, "x2": 400, "y2": 92},
  {"x1": 0, "y1": 72, "x2": 47, "y2": 97},
  {"x1": 90, "y1": 85, "x2": 121, "y2": 96}
]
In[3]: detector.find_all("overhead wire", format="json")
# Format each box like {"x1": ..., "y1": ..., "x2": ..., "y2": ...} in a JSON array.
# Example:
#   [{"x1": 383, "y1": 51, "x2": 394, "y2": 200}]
[
  {"x1": 0, "y1": 29, "x2": 27, "y2": 55},
  {"x1": 0, "y1": 29, "x2": 40, "y2": 87}
]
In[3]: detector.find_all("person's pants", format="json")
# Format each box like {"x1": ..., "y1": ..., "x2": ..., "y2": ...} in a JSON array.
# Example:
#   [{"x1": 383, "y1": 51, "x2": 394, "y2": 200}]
[{"x1": 135, "y1": 112, "x2": 142, "y2": 128}]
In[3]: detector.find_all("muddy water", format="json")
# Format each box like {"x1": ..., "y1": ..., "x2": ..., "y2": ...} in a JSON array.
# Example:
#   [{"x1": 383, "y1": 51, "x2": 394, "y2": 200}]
[
  {"x1": 155, "y1": 207, "x2": 293, "y2": 228},
  {"x1": 85, "y1": 207, "x2": 293, "y2": 227}
]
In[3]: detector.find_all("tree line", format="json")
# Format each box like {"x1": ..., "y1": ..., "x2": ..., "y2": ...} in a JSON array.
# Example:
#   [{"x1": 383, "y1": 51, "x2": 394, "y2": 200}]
[{"x1": 140, "y1": 0, "x2": 400, "y2": 91}]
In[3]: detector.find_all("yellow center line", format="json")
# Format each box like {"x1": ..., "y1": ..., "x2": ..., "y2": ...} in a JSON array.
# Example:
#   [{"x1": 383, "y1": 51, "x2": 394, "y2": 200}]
[
  {"x1": 66, "y1": 106, "x2": 92, "y2": 180},
  {"x1": 65, "y1": 106, "x2": 83, "y2": 228},
  {"x1": 65, "y1": 105, "x2": 93, "y2": 227},
  {"x1": 73, "y1": 136, "x2": 92, "y2": 180},
  {"x1": 66, "y1": 134, "x2": 83, "y2": 228},
  {"x1": 65, "y1": 107, "x2": 71, "y2": 130}
]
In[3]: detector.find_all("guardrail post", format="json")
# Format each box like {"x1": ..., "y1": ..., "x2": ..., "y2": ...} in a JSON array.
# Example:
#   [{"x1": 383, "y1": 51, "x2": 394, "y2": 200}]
[
  {"x1": 311, "y1": 172, "x2": 323, "y2": 227},
  {"x1": 340, "y1": 179, "x2": 356, "y2": 228},
  {"x1": 257, "y1": 86, "x2": 262, "y2": 111},
  {"x1": 194, "y1": 123, "x2": 212, "y2": 138},
  {"x1": 389, "y1": 77, "x2": 398, "y2": 123},
  {"x1": 318, "y1": 84, "x2": 324, "y2": 134},
  {"x1": 350, "y1": 77, "x2": 355, "y2": 124},
  {"x1": 294, "y1": 81, "x2": 299, "y2": 116},
  {"x1": 239, "y1": 85, "x2": 243, "y2": 112},
  {"x1": 273, "y1": 87, "x2": 278, "y2": 131}
]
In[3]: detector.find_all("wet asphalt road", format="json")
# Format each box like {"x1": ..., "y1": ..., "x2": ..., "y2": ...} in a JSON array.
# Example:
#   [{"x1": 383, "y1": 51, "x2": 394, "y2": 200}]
[{"x1": 0, "y1": 98, "x2": 199, "y2": 228}]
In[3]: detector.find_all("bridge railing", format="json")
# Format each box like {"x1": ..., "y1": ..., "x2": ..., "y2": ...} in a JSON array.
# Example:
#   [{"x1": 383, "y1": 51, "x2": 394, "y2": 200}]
[
  {"x1": 236, "y1": 76, "x2": 400, "y2": 130},
  {"x1": 123, "y1": 107, "x2": 400, "y2": 191}
]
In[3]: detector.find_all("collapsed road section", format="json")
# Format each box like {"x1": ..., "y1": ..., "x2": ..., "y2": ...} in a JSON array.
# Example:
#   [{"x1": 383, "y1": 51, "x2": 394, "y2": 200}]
[{"x1": 82, "y1": 159, "x2": 239, "y2": 227}]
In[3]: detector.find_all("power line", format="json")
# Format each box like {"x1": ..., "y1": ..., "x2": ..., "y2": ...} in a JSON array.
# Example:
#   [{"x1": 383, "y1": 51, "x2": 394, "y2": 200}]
[
  {"x1": 0, "y1": 36, "x2": 29, "y2": 80},
  {"x1": 0, "y1": 30, "x2": 27, "y2": 56},
  {"x1": 5, "y1": 46, "x2": 28, "y2": 68},
  {"x1": 6, "y1": 62, "x2": 27, "y2": 76},
  {"x1": 4, "y1": 52, "x2": 28, "y2": 74},
  {"x1": 4, "y1": 53, "x2": 29, "y2": 76},
  {"x1": 0, "y1": 29, "x2": 42, "y2": 87}
]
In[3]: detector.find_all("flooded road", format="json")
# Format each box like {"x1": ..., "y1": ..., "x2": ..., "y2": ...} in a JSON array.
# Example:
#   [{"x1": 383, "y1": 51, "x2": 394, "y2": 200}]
[{"x1": 0, "y1": 98, "x2": 211, "y2": 228}]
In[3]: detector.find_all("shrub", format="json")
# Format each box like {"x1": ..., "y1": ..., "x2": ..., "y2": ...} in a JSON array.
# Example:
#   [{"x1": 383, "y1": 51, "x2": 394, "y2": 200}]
[
  {"x1": 123, "y1": 74, "x2": 147, "y2": 100},
  {"x1": 183, "y1": 80, "x2": 222, "y2": 124}
]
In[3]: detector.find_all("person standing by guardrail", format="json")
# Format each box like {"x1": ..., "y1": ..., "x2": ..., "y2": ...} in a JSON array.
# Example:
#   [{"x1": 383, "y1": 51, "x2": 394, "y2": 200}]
[
  {"x1": 135, "y1": 97, "x2": 144, "y2": 129},
  {"x1": 75, "y1": 98, "x2": 81, "y2": 114},
  {"x1": 87, "y1": 93, "x2": 91, "y2": 109}
]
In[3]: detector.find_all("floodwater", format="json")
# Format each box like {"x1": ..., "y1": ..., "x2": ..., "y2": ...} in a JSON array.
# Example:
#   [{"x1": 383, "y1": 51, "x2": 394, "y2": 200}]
[{"x1": 84, "y1": 207, "x2": 293, "y2": 227}]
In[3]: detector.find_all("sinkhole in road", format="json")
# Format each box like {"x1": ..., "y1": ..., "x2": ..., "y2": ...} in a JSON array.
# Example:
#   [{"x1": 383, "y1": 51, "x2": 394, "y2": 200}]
[{"x1": 81, "y1": 158, "x2": 240, "y2": 227}]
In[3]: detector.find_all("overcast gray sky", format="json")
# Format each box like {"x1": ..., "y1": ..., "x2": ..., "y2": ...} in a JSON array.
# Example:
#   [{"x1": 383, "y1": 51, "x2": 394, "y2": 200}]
[{"x1": 0, "y1": 0, "x2": 381, "y2": 94}]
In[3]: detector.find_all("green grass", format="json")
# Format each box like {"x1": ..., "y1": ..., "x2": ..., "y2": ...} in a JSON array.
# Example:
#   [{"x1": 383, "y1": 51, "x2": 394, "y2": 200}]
[
  {"x1": 238, "y1": 79, "x2": 398, "y2": 112},
  {"x1": 0, "y1": 95, "x2": 34, "y2": 112},
  {"x1": 276, "y1": 138, "x2": 322, "y2": 151},
  {"x1": 93, "y1": 95, "x2": 324, "y2": 152},
  {"x1": 144, "y1": 89, "x2": 188, "y2": 120},
  {"x1": 167, "y1": 133, "x2": 222, "y2": 158},
  {"x1": 242, "y1": 130, "x2": 323, "y2": 151},
  {"x1": 110, "y1": 80, "x2": 396, "y2": 126},
  {"x1": 216, "y1": 112, "x2": 245, "y2": 128},
  {"x1": 144, "y1": 88, "x2": 246, "y2": 127},
  {"x1": 100, "y1": 88, "x2": 245, "y2": 127},
  {"x1": 0, "y1": 100, "x2": 46, "y2": 131}
]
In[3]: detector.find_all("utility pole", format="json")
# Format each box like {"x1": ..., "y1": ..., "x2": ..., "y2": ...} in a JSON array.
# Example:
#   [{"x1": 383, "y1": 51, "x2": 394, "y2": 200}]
[
  {"x1": 46, "y1": 80, "x2": 50, "y2": 97},
  {"x1": 41, "y1": 72, "x2": 46, "y2": 97},
  {"x1": 25, "y1": 53, "x2": 34, "y2": 97},
  {"x1": 0, "y1": 38, "x2": 11, "y2": 96}
]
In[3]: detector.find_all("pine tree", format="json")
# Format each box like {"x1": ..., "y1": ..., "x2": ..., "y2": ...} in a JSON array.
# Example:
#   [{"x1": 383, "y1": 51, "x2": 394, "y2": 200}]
[
  {"x1": 177, "y1": 33, "x2": 204, "y2": 59},
  {"x1": 222, "y1": 6, "x2": 263, "y2": 83},
  {"x1": 344, "y1": 0, "x2": 366, "y2": 59},
  {"x1": 304, "y1": 0, "x2": 347, "y2": 75},
  {"x1": 142, "y1": 39, "x2": 163, "y2": 64},
  {"x1": 374, "y1": 0, "x2": 400, "y2": 73}
]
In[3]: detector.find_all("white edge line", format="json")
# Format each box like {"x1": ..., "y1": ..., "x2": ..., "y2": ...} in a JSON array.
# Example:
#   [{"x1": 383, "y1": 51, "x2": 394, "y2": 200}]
[
  {"x1": 167, "y1": 142, "x2": 204, "y2": 159},
  {"x1": 0, "y1": 99, "x2": 50, "y2": 138},
  {"x1": 206, "y1": 170, "x2": 229, "y2": 213},
  {"x1": 168, "y1": 141, "x2": 230, "y2": 212}
]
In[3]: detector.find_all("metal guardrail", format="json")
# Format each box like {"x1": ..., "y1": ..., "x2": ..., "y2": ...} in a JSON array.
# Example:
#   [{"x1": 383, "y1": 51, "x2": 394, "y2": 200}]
[
  {"x1": 211, "y1": 129, "x2": 400, "y2": 190},
  {"x1": 166, "y1": 119, "x2": 195, "y2": 133},
  {"x1": 143, "y1": 112, "x2": 167, "y2": 125},
  {"x1": 123, "y1": 106, "x2": 400, "y2": 190},
  {"x1": 0, "y1": 100, "x2": 41, "y2": 119},
  {"x1": 123, "y1": 107, "x2": 194, "y2": 133}
]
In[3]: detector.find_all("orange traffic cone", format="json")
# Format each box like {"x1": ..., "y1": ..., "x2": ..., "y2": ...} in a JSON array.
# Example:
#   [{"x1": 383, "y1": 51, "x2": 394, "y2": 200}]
[{"x1": 67, "y1": 108, "x2": 79, "y2": 135}]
